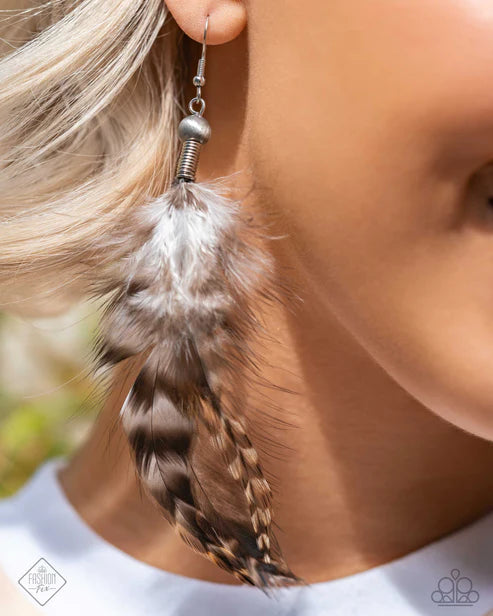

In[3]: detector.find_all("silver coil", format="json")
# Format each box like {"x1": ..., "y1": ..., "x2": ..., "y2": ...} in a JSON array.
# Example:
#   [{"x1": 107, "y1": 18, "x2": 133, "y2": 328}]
[{"x1": 175, "y1": 139, "x2": 202, "y2": 182}]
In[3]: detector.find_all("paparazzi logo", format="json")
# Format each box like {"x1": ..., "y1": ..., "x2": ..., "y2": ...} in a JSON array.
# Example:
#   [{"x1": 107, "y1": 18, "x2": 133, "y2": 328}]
[
  {"x1": 431, "y1": 568, "x2": 479, "y2": 607},
  {"x1": 18, "y1": 558, "x2": 66, "y2": 606}
]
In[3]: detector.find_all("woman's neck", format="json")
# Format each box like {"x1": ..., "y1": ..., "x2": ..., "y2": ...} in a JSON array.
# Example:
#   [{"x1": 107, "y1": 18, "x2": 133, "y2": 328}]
[{"x1": 59, "y1": 285, "x2": 493, "y2": 584}]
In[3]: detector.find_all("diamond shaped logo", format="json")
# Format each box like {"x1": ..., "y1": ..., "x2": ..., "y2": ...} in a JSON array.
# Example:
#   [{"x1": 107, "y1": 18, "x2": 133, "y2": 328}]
[{"x1": 18, "y1": 558, "x2": 66, "y2": 606}]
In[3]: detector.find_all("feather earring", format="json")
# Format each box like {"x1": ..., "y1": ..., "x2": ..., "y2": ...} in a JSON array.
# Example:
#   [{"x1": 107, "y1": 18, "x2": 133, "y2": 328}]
[{"x1": 93, "y1": 16, "x2": 300, "y2": 590}]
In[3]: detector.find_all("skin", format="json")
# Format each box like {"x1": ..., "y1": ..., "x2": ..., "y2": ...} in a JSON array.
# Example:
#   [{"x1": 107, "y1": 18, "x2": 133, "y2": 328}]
[{"x1": 61, "y1": 0, "x2": 493, "y2": 584}]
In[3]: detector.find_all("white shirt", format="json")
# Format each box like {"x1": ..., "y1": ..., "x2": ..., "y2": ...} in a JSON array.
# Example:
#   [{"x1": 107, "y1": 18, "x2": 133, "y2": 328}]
[{"x1": 0, "y1": 458, "x2": 492, "y2": 616}]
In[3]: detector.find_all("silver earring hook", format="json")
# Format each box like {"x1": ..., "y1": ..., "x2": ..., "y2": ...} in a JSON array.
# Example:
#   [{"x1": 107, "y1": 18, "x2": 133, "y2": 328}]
[
  {"x1": 176, "y1": 15, "x2": 211, "y2": 181},
  {"x1": 201, "y1": 14, "x2": 209, "y2": 70},
  {"x1": 189, "y1": 15, "x2": 209, "y2": 116}
]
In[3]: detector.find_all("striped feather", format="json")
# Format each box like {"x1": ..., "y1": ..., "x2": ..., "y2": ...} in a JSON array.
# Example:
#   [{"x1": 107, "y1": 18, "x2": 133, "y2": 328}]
[{"x1": 92, "y1": 179, "x2": 300, "y2": 589}]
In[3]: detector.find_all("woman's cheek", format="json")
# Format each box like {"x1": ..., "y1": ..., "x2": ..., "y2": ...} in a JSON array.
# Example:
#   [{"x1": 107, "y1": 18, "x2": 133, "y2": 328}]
[{"x1": 247, "y1": 0, "x2": 493, "y2": 439}]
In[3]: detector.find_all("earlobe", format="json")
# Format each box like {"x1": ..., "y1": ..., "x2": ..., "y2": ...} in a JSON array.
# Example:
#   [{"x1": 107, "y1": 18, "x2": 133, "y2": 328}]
[{"x1": 165, "y1": 0, "x2": 247, "y2": 45}]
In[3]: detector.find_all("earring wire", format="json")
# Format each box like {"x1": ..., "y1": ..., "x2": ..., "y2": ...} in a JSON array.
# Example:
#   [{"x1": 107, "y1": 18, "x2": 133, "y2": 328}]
[
  {"x1": 175, "y1": 15, "x2": 211, "y2": 182},
  {"x1": 189, "y1": 15, "x2": 209, "y2": 116}
]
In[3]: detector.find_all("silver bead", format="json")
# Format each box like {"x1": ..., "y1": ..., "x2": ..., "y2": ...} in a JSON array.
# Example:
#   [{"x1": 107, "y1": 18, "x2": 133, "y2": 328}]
[
  {"x1": 178, "y1": 114, "x2": 211, "y2": 144},
  {"x1": 193, "y1": 75, "x2": 205, "y2": 87}
]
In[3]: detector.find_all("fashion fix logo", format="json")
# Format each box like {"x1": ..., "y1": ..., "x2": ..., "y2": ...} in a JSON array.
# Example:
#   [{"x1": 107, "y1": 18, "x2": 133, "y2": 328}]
[{"x1": 18, "y1": 557, "x2": 67, "y2": 606}]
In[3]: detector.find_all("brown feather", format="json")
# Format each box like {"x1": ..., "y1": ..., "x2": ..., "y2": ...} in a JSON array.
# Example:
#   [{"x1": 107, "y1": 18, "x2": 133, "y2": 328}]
[{"x1": 92, "y1": 179, "x2": 301, "y2": 588}]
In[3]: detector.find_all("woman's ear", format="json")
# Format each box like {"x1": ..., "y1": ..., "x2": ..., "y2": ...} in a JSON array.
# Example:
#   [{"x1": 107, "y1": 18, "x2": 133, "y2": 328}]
[{"x1": 165, "y1": 0, "x2": 247, "y2": 45}]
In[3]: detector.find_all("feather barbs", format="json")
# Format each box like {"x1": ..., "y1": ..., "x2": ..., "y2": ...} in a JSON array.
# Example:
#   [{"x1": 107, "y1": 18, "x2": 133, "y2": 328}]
[{"x1": 93, "y1": 179, "x2": 300, "y2": 589}]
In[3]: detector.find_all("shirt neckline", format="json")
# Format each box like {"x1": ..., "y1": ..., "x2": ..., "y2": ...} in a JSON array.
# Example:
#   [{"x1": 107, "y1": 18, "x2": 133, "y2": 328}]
[{"x1": 15, "y1": 456, "x2": 493, "y2": 594}]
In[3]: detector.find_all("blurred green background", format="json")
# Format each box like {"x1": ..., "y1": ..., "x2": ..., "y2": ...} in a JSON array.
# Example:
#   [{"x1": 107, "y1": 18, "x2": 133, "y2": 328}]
[{"x1": 0, "y1": 303, "x2": 101, "y2": 497}]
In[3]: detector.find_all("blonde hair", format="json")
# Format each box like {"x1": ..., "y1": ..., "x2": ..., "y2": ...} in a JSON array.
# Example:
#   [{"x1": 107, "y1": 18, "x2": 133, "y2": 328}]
[{"x1": 0, "y1": 0, "x2": 185, "y2": 315}]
